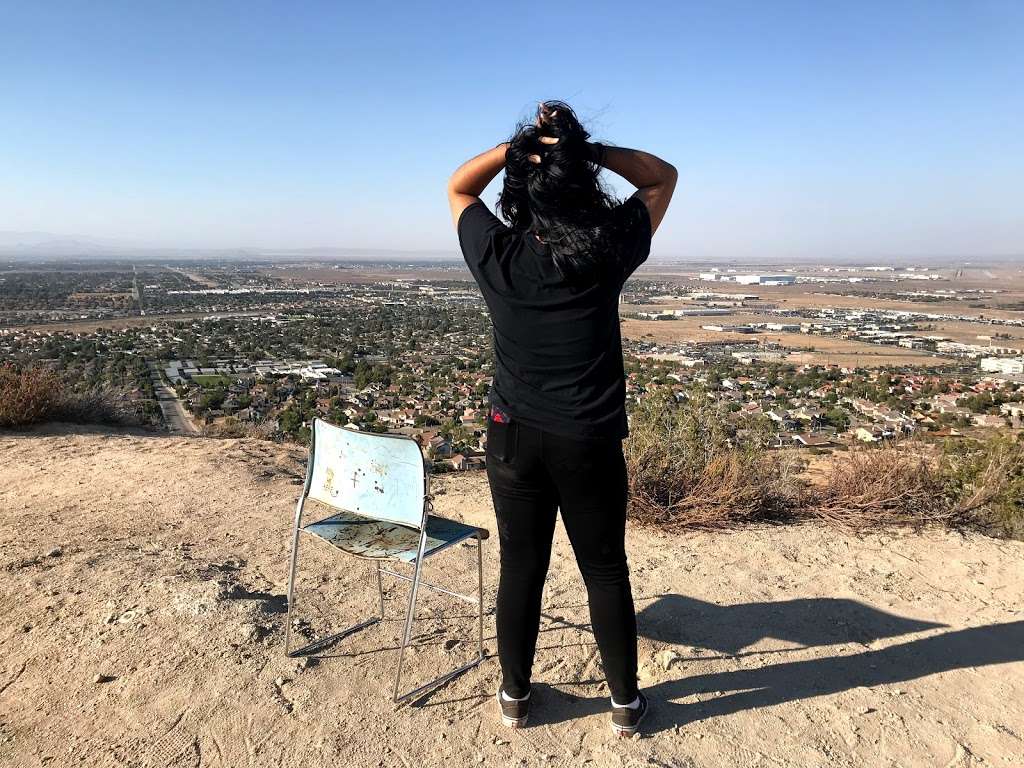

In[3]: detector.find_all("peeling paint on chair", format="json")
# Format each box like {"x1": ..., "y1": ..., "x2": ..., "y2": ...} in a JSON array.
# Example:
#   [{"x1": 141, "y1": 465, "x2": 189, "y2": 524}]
[
  {"x1": 306, "y1": 422, "x2": 425, "y2": 529},
  {"x1": 304, "y1": 510, "x2": 479, "y2": 563}
]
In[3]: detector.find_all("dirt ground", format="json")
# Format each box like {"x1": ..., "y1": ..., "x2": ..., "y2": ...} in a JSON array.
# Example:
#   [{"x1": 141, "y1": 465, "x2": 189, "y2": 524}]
[
  {"x1": 636, "y1": 273, "x2": 1024, "y2": 323},
  {"x1": 622, "y1": 272, "x2": 1024, "y2": 367},
  {"x1": 2, "y1": 426, "x2": 1023, "y2": 767},
  {"x1": 621, "y1": 316, "x2": 953, "y2": 368}
]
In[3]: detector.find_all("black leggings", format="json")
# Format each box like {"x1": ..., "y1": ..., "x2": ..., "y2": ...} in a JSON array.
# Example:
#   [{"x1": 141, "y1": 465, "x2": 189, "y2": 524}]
[{"x1": 485, "y1": 413, "x2": 638, "y2": 703}]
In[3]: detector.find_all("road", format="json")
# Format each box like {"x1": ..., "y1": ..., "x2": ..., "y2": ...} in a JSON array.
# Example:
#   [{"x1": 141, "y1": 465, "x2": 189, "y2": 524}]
[{"x1": 147, "y1": 362, "x2": 199, "y2": 435}]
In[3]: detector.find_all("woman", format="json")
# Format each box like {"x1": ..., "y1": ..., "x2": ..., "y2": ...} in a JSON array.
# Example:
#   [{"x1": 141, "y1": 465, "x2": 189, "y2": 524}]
[{"x1": 447, "y1": 101, "x2": 676, "y2": 737}]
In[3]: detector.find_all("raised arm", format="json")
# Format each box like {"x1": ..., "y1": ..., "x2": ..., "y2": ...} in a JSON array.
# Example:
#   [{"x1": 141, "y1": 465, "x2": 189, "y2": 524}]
[
  {"x1": 591, "y1": 144, "x2": 677, "y2": 235},
  {"x1": 447, "y1": 143, "x2": 509, "y2": 228}
]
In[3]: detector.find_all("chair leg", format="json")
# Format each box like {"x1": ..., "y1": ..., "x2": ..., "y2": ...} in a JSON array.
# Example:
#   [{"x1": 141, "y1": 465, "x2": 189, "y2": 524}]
[
  {"x1": 476, "y1": 532, "x2": 484, "y2": 661},
  {"x1": 392, "y1": 554, "x2": 424, "y2": 702},
  {"x1": 391, "y1": 535, "x2": 487, "y2": 705},
  {"x1": 285, "y1": 533, "x2": 382, "y2": 658},
  {"x1": 283, "y1": 520, "x2": 303, "y2": 656}
]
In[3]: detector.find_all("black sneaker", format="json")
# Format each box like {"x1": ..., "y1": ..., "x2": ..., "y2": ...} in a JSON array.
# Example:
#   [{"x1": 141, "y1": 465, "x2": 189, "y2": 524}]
[
  {"x1": 496, "y1": 689, "x2": 530, "y2": 728},
  {"x1": 611, "y1": 692, "x2": 649, "y2": 738}
]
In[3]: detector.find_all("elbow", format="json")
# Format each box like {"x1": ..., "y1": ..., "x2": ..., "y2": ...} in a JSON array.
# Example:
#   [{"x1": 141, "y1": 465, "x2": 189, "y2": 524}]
[
  {"x1": 657, "y1": 163, "x2": 678, "y2": 195},
  {"x1": 447, "y1": 172, "x2": 466, "y2": 197}
]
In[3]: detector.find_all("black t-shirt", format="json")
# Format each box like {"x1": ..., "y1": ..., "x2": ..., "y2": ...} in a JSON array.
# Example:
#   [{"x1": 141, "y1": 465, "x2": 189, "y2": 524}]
[{"x1": 457, "y1": 196, "x2": 652, "y2": 440}]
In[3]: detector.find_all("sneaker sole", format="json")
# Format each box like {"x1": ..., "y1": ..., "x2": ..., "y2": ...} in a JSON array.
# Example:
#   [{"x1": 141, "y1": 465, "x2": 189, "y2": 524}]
[
  {"x1": 611, "y1": 702, "x2": 648, "y2": 737},
  {"x1": 496, "y1": 691, "x2": 529, "y2": 728}
]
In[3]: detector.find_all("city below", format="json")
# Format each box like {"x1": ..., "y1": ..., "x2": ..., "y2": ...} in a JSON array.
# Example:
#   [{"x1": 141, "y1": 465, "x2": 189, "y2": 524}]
[{"x1": 2, "y1": 256, "x2": 1022, "y2": 471}]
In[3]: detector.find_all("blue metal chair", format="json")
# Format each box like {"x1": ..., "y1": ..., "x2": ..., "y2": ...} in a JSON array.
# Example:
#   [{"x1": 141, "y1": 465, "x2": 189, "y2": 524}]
[{"x1": 284, "y1": 418, "x2": 488, "y2": 703}]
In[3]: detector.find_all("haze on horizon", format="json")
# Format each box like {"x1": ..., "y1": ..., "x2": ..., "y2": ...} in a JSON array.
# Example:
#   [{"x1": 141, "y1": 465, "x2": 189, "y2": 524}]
[{"x1": 2, "y1": 1, "x2": 1022, "y2": 261}]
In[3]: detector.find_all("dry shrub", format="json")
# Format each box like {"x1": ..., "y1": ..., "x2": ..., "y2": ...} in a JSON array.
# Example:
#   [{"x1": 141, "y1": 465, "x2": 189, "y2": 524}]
[
  {"x1": 804, "y1": 447, "x2": 953, "y2": 531},
  {"x1": 0, "y1": 363, "x2": 63, "y2": 427},
  {"x1": 625, "y1": 393, "x2": 1023, "y2": 541},
  {"x1": 203, "y1": 417, "x2": 279, "y2": 440},
  {"x1": 0, "y1": 362, "x2": 142, "y2": 429},
  {"x1": 625, "y1": 394, "x2": 801, "y2": 530},
  {"x1": 941, "y1": 435, "x2": 1024, "y2": 539},
  {"x1": 52, "y1": 388, "x2": 142, "y2": 428}
]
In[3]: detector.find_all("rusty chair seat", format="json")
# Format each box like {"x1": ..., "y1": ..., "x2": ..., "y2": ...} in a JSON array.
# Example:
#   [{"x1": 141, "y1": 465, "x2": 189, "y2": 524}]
[{"x1": 303, "y1": 509, "x2": 486, "y2": 563}]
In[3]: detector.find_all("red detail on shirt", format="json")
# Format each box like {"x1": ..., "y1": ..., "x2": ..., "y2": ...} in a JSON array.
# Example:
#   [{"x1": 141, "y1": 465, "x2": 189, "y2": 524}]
[{"x1": 490, "y1": 405, "x2": 510, "y2": 423}]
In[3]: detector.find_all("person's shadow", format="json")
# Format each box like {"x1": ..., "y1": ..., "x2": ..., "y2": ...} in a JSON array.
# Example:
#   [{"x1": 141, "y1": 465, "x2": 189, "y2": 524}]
[
  {"x1": 637, "y1": 593, "x2": 944, "y2": 656},
  {"x1": 529, "y1": 593, "x2": 1024, "y2": 734}
]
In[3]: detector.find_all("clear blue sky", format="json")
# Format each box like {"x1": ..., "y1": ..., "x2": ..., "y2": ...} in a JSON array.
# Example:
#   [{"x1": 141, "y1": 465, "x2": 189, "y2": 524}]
[{"x1": 2, "y1": 1, "x2": 1022, "y2": 259}]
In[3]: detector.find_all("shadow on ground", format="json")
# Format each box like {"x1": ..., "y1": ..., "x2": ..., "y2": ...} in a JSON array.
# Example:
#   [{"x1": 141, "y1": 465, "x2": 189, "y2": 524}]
[
  {"x1": 524, "y1": 594, "x2": 1024, "y2": 734},
  {"x1": 637, "y1": 593, "x2": 945, "y2": 656}
]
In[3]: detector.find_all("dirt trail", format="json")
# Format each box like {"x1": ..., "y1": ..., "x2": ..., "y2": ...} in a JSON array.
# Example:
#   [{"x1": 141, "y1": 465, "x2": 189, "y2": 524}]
[{"x1": 1, "y1": 426, "x2": 1022, "y2": 767}]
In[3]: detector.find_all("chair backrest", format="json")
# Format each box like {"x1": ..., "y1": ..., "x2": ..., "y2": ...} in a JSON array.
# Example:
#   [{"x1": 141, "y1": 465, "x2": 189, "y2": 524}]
[{"x1": 305, "y1": 418, "x2": 428, "y2": 529}]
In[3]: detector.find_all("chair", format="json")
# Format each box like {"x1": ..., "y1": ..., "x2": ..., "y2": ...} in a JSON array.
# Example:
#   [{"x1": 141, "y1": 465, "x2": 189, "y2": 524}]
[{"x1": 284, "y1": 418, "x2": 488, "y2": 704}]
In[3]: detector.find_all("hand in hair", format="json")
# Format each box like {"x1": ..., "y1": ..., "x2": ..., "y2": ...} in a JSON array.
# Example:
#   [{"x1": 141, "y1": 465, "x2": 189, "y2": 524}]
[
  {"x1": 449, "y1": 99, "x2": 676, "y2": 281},
  {"x1": 497, "y1": 101, "x2": 625, "y2": 283},
  {"x1": 536, "y1": 102, "x2": 558, "y2": 127},
  {"x1": 528, "y1": 135, "x2": 558, "y2": 164}
]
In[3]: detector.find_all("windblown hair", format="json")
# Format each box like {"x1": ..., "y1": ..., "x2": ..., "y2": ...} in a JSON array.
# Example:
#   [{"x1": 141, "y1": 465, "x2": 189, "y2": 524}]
[{"x1": 497, "y1": 101, "x2": 622, "y2": 285}]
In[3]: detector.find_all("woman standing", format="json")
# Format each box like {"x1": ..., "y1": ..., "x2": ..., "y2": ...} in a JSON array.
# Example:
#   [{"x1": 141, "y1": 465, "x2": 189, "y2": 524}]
[{"x1": 447, "y1": 101, "x2": 676, "y2": 737}]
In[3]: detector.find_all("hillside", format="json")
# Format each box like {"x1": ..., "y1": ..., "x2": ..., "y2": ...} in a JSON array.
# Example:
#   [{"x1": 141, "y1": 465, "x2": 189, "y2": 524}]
[{"x1": 1, "y1": 426, "x2": 1022, "y2": 767}]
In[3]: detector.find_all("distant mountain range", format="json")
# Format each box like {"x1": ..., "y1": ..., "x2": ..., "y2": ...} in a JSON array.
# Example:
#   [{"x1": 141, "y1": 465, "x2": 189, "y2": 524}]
[
  {"x1": 0, "y1": 230, "x2": 1019, "y2": 266},
  {"x1": 0, "y1": 231, "x2": 140, "y2": 257},
  {"x1": 0, "y1": 231, "x2": 458, "y2": 261}
]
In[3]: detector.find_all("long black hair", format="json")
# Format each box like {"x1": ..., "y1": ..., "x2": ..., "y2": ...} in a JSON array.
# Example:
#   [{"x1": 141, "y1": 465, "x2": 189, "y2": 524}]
[{"x1": 497, "y1": 101, "x2": 622, "y2": 285}]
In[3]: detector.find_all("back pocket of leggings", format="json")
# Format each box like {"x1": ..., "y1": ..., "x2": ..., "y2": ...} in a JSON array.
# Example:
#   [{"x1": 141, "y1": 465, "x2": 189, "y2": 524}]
[{"x1": 486, "y1": 406, "x2": 518, "y2": 463}]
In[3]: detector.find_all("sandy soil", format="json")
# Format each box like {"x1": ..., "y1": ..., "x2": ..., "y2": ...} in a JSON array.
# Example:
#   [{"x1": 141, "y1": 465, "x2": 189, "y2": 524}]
[
  {"x1": 633, "y1": 276, "x2": 1024, "y2": 323},
  {"x1": 927, "y1": 321, "x2": 1024, "y2": 352},
  {"x1": 621, "y1": 317, "x2": 952, "y2": 368},
  {"x1": 1, "y1": 426, "x2": 1022, "y2": 767}
]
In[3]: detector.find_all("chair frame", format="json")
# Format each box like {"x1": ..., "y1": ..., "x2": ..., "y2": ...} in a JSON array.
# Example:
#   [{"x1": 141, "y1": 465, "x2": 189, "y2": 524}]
[{"x1": 283, "y1": 424, "x2": 485, "y2": 705}]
